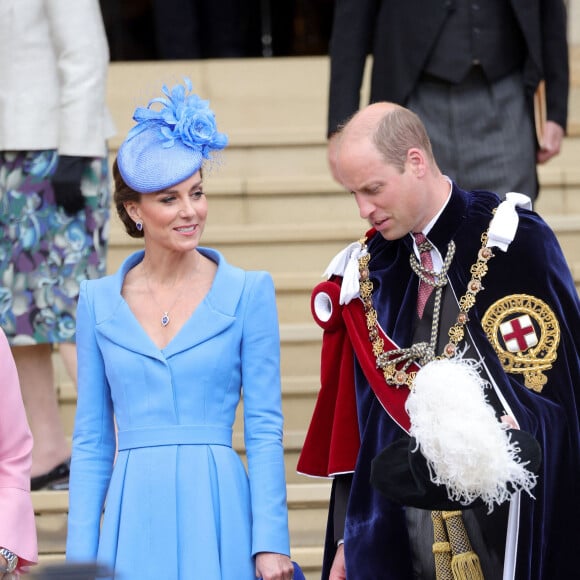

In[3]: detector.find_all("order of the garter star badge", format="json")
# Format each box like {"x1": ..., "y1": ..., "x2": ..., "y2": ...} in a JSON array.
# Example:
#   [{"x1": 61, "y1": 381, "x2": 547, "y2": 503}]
[{"x1": 482, "y1": 294, "x2": 560, "y2": 393}]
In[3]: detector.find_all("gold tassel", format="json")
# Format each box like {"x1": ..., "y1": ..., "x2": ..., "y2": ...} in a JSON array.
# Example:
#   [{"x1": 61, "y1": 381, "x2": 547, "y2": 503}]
[
  {"x1": 451, "y1": 552, "x2": 485, "y2": 580},
  {"x1": 431, "y1": 511, "x2": 454, "y2": 580},
  {"x1": 442, "y1": 511, "x2": 484, "y2": 580}
]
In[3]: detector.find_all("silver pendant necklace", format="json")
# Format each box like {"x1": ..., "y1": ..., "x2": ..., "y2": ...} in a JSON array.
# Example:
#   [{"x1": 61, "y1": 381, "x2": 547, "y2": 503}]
[{"x1": 144, "y1": 267, "x2": 190, "y2": 327}]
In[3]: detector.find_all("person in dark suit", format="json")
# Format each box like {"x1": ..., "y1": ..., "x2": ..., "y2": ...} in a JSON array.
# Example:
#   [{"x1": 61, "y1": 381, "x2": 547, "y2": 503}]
[{"x1": 326, "y1": 0, "x2": 569, "y2": 203}]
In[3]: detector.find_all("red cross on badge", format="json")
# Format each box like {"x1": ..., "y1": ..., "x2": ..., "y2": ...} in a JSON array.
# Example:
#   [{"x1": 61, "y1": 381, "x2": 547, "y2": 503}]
[
  {"x1": 499, "y1": 314, "x2": 538, "y2": 352},
  {"x1": 483, "y1": 294, "x2": 559, "y2": 392}
]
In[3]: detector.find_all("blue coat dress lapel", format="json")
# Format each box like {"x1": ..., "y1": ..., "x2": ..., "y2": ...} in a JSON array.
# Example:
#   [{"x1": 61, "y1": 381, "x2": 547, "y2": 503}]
[{"x1": 91, "y1": 248, "x2": 243, "y2": 362}]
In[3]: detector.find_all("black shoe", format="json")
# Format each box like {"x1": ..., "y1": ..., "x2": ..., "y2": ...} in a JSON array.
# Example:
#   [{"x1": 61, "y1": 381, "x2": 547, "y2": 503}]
[{"x1": 31, "y1": 458, "x2": 70, "y2": 491}]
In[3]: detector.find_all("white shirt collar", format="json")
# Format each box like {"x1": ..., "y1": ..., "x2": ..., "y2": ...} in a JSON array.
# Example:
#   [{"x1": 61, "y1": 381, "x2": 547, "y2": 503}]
[{"x1": 409, "y1": 177, "x2": 453, "y2": 271}]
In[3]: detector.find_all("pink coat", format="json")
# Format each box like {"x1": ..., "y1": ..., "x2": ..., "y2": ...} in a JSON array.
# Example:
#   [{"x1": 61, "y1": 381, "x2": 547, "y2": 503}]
[{"x1": 0, "y1": 329, "x2": 38, "y2": 570}]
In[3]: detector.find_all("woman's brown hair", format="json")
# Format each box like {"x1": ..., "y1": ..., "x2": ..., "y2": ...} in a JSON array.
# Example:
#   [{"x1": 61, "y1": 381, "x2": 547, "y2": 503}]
[{"x1": 112, "y1": 158, "x2": 143, "y2": 238}]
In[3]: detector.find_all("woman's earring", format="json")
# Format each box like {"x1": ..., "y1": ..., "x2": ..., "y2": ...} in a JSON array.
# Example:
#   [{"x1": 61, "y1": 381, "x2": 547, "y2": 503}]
[{"x1": 136, "y1": 220, "x2": 143, "y2": 232}]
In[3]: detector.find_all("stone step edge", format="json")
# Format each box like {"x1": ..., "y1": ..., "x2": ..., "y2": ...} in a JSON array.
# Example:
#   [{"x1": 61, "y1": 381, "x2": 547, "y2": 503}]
[
  {"x1": 105, "y1": 167, "x2": 580, "y2": 200},
  {"x1": 33, "y1": 482, "x2": 331, "y2": 514},
  {"x1": 37, "y1": 546, "x2": 325, "y2": 571},
  {"x1": 57, "y1": 374, "x2": 324, "y2": 403},
  {"x1": 204, "y1": 165, "x2": 580, "y2": 197},
  {"x1": 49, "y1": 430, "x2": 316, "y2": 456},
  {"x1": 111, "y1": 215, "x2": 580, "y2": 246},
  {"x1": 274, "y1": 261, "x2": 578, "y2": 288},
  {"x1": 111, "y1": 221, "x2": 367, "y2": 246}
]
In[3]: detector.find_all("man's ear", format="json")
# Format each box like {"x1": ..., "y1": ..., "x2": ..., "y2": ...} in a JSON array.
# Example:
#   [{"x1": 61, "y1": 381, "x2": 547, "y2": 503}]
[{"x1": 407, "y1": 147, "x2": 427, "y2": 177}]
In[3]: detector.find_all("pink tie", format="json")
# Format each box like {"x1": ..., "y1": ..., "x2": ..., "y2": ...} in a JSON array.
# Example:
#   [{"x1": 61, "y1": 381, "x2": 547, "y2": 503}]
[{"x1": 413, "y1": 232, "x2": 434, "y2": 318}]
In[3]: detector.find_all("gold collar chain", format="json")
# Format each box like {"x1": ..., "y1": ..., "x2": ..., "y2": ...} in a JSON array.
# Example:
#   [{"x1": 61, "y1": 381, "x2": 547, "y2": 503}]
[{"x1": 357, "y1": 230, "x2": 494, "y2": 389}]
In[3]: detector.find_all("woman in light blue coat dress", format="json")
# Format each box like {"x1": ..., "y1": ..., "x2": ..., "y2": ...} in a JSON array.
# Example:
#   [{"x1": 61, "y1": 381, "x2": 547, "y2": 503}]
[{"x1": 65, "y1": 80, "x2": 296, "y2": 580}]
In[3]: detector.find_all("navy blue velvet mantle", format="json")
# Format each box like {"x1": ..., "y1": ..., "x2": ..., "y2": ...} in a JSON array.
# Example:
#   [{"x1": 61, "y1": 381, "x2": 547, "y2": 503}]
[{"x1": 319, "y1": 185, "x2": 580, "y2": 579}]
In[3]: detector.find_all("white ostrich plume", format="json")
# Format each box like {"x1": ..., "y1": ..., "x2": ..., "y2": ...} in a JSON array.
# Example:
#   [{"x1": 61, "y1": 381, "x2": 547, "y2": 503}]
[{"x1": 405, "y1": 357, "x2": 537, "y2": 512}]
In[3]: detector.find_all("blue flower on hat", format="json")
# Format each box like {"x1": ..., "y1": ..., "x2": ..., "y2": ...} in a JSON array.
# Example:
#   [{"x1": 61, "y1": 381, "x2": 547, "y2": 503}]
[
  {"x1": 117, "y1": 78, "x2": 228, "y2": 193},
  {"x1": 130, "y1": 78, "x2": 228, "y2": 156}
]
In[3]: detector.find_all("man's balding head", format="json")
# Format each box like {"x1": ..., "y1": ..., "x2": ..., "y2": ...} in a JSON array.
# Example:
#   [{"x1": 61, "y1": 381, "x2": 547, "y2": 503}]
[
  {"x1": 338, "y1": 102, "x2": 437, "y2": 174},
  {"x1": 333, "y1": 102, "x2": 450, "y2": 239}
]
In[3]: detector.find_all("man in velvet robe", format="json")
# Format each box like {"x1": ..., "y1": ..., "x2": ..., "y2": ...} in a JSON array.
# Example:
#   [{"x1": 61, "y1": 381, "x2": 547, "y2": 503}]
[{"x1": 297, "y1": 102, "x2": 580, "y2": 579}]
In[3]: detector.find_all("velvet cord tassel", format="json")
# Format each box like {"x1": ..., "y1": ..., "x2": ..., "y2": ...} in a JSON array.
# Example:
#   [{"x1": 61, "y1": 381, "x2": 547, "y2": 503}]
[{"x1": 431, "y1": 510, "x2": 484, "y2": 580}]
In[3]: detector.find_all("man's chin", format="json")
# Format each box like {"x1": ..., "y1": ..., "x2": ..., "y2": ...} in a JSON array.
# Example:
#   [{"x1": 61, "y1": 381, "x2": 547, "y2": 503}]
[{"x1": 374, "y1": 223, "x2": 400, "y2": 241}]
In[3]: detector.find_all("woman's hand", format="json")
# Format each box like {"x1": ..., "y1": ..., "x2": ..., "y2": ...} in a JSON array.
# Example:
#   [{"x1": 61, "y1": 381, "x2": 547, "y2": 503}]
[
  {"x1": 0, "y1": 551, "x2": 17, "y2": 579},
  {"x1": 255, "y1": 552, "x2": 294, "y2": 580}
]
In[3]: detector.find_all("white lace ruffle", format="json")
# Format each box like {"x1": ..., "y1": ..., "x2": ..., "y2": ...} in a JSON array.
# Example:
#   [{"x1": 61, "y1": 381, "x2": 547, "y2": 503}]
[{"x1": 323, "y1": 241, "x2": 367, "y2": 305}]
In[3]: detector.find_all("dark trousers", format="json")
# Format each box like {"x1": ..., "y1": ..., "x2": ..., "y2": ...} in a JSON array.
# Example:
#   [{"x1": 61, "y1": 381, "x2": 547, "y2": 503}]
[{"x1": 407, "y1": 66, "x2": 538, "y2": 202}]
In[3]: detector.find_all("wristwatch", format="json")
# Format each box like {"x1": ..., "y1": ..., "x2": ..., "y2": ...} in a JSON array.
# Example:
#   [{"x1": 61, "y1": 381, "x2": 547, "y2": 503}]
[{"x1": 0, "y1": 547, "x2": 18, "y2": 573}]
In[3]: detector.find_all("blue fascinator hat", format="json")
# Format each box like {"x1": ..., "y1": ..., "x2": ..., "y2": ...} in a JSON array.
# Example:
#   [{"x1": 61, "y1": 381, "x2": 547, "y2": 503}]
[{"x1": 117, "y1": 78, "x2": 228, "y2": 193}]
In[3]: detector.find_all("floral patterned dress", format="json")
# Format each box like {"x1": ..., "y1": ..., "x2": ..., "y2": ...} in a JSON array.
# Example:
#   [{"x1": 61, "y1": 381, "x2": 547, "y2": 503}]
[{"x1": 0, "y1": 150, "x2": 110, "y2": 345}]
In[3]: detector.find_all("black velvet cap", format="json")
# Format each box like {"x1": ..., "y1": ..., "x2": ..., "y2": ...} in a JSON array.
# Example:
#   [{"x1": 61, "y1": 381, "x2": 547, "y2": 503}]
[{"x1": 370, "y1": 430, "x2": 542, "y2": 511}]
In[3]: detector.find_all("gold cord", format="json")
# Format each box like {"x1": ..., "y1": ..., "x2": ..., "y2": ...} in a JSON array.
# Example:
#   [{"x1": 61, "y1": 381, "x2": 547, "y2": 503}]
[
  {"x1": 432, "y1": 511, "x2": 484, "y2": 580},
  {"x1": 357, "y1": 229, "x2": 494, "y2": 389}
]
